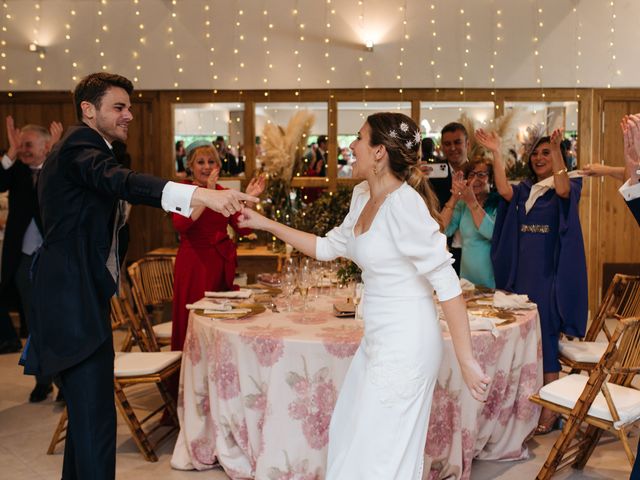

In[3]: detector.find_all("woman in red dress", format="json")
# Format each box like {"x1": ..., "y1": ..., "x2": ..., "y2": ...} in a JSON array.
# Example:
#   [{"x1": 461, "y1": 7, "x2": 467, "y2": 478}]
[{"x1": 171, "y1": 142, "x2": 265, "y2": 350}]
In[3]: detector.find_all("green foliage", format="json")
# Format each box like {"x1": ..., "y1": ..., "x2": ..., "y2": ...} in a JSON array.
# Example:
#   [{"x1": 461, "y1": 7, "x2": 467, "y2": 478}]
[
  {"x1": 337, "y1": 260, "x2": 362, "y2": 284},
  {"x1": 292, "y1": 186, "x2": 362, "y2": 282},
  {"x1": 293, "y1": 186, "x2": 353, "y2": 236}
]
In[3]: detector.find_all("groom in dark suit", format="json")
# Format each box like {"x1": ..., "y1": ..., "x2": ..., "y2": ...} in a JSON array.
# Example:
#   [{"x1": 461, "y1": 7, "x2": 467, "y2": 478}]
[{"x1": 25, "y1": 72, "x2": 258, "y2": 480}]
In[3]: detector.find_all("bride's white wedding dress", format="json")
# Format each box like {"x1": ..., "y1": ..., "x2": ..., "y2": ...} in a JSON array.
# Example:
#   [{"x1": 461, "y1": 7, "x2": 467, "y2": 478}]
[{"x1": 316, "y1": 181, "x2": 462, "y2": 480}]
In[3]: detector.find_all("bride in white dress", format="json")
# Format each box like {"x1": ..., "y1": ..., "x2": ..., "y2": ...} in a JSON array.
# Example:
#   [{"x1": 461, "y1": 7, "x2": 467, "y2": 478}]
[{"x1": 238, "y1": 112, "x2": 489, "y2": 479}]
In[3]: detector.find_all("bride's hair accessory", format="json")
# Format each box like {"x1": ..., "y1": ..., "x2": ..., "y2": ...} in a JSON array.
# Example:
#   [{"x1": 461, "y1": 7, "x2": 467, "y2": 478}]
[{"x1": 388, "y1": 125, "x2": 421, "y2": 150}]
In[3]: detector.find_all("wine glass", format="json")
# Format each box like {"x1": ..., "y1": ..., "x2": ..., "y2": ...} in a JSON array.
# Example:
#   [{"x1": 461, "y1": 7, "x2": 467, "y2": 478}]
[
  {"x1": 298, "y1": 263, "x2": 313, "y2": 319},
  {"x1": 309, "y1": 259, "x2": 322, "y2": 300},
  {"x1": 327, "y1": 261, "x2": 337, "y2": 296},
  {"x1": 281, "y1": 271, "x2": 296, "y2": 312},
  {"x1": 352, "y1": 282, "x2": 364, "y2": 320}
]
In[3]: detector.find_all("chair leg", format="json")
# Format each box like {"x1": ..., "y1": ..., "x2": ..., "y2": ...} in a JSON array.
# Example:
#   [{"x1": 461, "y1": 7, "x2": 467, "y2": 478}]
[
  {"x1": 617, "y1": 426, "x2": 637, "y2": 467},
  {"x1": 572, "y1": 424, "x2": 602, "y2": 469},
  {"x1": 47, "y1": 407, "x2": 68, "y2": 454},
  {"x1": 120, "y1": 331, "x2": 134, "y2": 352},
  {"x1": 536, "y1": 414, "x2": 583, "y2": 480},
  {"x1": 157, "y1": 379, "x2": 179, "y2": 427},
  {"x1": 113, "y1": 382, "x2": 158, "y2": 462}
]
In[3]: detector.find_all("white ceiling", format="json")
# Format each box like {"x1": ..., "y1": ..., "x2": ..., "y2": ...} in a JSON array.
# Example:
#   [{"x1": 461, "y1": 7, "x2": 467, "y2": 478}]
[{"x1": 1, "y1": 0, "x2": 638, "y2": 91}]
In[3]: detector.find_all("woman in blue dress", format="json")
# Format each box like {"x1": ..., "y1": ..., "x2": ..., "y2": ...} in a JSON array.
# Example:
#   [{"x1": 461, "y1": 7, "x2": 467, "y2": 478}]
[
  {"x1": 478, "y1": 128, "x2": 587, "y2": 434},
  {"x1": 441, "y1": 158, "x2": 499, "y2": 288}
]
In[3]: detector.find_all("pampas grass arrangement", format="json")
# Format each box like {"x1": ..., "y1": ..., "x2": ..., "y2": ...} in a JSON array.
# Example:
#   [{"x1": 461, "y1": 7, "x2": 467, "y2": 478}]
[
  {"x1": 260, "y1": 110, "x2": 315, "y2": 181},
  {"x1": 259, "y1": 110, "x2": 316, "y2": 246}
]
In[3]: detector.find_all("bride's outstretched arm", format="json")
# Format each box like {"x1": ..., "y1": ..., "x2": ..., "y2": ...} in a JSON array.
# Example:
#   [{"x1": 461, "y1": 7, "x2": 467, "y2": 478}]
[
  {"x1": 440, "y1": 295, "x2": 491, "y2": 402},
  {"x1": 238, "y1": 207, "x2": 318, "y2": 258}
]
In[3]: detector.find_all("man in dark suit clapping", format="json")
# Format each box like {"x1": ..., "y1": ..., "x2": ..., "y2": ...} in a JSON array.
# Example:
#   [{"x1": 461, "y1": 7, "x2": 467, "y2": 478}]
[
  {"x1": 0, "y1": 119, "x2": 62, "y2": 404},
  {"x1": 25, "y1": 72, "x2": 258, "y2": 480}
]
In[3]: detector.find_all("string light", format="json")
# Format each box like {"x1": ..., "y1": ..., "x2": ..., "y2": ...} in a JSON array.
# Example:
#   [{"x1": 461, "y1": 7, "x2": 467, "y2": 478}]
[
  {"x1": 64, "y1": 5, "x2": 77, "y2": 85},
  {"x1": 293, "y1": 0, "x2": 303, "y2": 97},
  {"x1": 427, "y1": 3, "x2": 439, "y2": 110},
  {"x1": 397, "y1": 0, "x2": 408, "y2": 96},
  {"x1": 262, "y1": 1, "x2": 271, "y2": 96},
  {"x1": 490, "y1": 6, "x2": 501, "y2": 103},
  {"x1": 460, "y1": 6, "x2": 470, "y2": 99},
  {"x1": 607, "y1": 0, "x2": 618, "y2": 88},
  {"x1": 533, "y1": 1, "x2": 545, "y2": 100},
  {"x1": 231, "y1": 0, "x2": 242, "y2": 85},
  {"x1": 573, "y1": 0, "x2": 581, "y2": 94},
  {"x1": 204, "y1": 1, "x2": 216, "y2": 85},
  {"x1": 324, "y1": 0, "x2": 332, "y2": 86},
  {"x1": 1, "y1": 1, "x2": 11, "y2": 91},
  {"x1": 358, "y1": 0, "x2": 369, "y2": 103},
  {"x1": 131, "y1": 0, "x2": 145, "y2": 84},
  {"x1": 31, "y1": 2, "x2": 45, "y2": 87},
  {"x1": 167, "y1": 0, "x2": 182, "y2": 89}
]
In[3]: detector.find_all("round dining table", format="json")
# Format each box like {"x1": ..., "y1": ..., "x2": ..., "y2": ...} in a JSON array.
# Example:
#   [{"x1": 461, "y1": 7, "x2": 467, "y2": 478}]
[{"x1": 171, "y1": 292, "x2": 542, "y2": 479}]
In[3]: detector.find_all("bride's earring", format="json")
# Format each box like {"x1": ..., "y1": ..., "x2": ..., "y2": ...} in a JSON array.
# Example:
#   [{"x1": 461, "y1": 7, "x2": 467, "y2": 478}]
[{"x1": 373, "y1": 162, "x2": 378, "y2": 175}]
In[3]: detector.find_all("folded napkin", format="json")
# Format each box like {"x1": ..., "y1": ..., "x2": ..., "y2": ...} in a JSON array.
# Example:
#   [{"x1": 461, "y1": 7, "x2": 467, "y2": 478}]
[
  {"x1": 256, "y1": 273, "x2": 281, "y2": 286},
  {"x1": 204, "y1": 308, "x2": 251, "y2": 316},
  {"x1": 493, "y1": 290, "x2": 536, "y2": 310},
  {"x1": 186, "y1": 299, "x2": 232, "y2": 311},
  {"x1": 440, "y1": 314, "x2": 499, "y2": 337},
  {"x1": 459, "y1": 278, "x2": 475, "y2": 292},
  {"x1": 333, "y1": 302, "x2": 356, "y2": 317},
  {"x1": 205, "y1": 289, "x2": 253, "y2": 299}
]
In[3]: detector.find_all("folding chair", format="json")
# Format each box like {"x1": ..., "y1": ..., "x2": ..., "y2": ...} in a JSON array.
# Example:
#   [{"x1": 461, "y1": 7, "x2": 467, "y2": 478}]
[
  {"x1": 559, "y1": 274, "x2": 640, "y2": 374},
  {"x1": 47, "y1": 295, "x2": 182, "y2": 462},
  {"x1": 127, "y1": 257, "x2": 175, "y2": 347},
  {"x1": 530, "y1": 316, "x2": 640, "y2": 479}
]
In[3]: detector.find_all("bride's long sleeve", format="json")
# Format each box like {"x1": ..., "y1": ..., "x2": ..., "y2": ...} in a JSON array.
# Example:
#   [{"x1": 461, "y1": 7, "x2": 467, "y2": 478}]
[{"x1": 388, "y1": 189, "x2": 462, "y2": 302}]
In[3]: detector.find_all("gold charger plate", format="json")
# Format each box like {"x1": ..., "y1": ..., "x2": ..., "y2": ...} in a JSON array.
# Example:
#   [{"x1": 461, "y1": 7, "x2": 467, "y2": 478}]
[
  {"x1": 247, "y1": 284, "x2": 283, "y2": 296},
  {"x1": 468, "y1": 307, "x2": 517, "y2": 324},
  {"x1": 198, "y1": 303, "x2": 266, "y2": 319}
]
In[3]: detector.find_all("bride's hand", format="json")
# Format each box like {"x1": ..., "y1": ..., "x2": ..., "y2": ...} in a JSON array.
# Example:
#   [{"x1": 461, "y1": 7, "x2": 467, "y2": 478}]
[
  {"x1": 461, "y1": 359, "x2": 491, "y2": 402},
  {"x1": 237, "y1": 207, "x2": 270, "y2": 231}
]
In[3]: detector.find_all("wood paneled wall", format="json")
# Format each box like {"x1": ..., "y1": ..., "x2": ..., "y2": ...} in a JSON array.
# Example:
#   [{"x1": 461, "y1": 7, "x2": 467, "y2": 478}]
[{"x1": 1, "y1": 87, "x2": 638, "y2": 317}]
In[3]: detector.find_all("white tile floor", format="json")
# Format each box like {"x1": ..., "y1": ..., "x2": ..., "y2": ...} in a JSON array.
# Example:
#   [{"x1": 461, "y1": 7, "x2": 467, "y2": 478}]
[{"x1": 0, "y1": 332, "x2": 635, "y2": 480}]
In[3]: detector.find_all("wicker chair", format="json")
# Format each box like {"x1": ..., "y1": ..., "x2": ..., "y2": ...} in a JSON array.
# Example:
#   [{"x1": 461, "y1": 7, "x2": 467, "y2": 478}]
[
  {"x1": 47, "y1": 295, "x2": 182, "y2": 462},
  {"x1": 530, "y1": 316, "x2": 640, "y2": 479},
  {"x1": 127, "y1": 257, "x2": 175, "y2": 347},
  {"x1": 559, "y1": 274, "x2": 640, "y2": 374}
]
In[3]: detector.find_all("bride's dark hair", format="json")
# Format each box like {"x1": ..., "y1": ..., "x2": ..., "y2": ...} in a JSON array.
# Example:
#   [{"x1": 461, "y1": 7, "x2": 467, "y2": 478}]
[{"x1": 367, "y1": 112, "x2": 442, "y2": 228}]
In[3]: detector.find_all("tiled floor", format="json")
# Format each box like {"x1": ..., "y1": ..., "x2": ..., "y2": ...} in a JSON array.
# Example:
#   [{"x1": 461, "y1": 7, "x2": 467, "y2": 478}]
[{"x1": 0, "y1": 333, "x2": 635, "y2": 480}]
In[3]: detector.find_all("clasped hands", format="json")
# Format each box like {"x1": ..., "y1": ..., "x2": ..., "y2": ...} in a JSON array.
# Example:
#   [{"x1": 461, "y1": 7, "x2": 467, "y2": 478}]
[{"x1": 450, "y1": 171, "x2": 475, "y2": 204}]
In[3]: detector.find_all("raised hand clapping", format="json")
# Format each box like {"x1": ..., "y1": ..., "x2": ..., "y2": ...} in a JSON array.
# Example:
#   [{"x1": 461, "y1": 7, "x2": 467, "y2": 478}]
[{"x1": 475, "y1": 128, "x2": 501, "y2": 153}]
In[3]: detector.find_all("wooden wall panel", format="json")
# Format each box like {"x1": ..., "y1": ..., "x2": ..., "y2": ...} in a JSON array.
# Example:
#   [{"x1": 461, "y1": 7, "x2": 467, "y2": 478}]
[
  {"x1": 600, "y1": 101, "x2": 640, "y2": 262},
  {"x1": 0, "y1": 87, "x2": 638, "y2": 309}
]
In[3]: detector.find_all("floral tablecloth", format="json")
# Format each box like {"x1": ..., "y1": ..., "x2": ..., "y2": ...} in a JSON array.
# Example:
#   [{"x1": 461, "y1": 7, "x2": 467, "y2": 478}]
[{"x1": 171, "y1": 294, "x2": 542, "y2": 479}]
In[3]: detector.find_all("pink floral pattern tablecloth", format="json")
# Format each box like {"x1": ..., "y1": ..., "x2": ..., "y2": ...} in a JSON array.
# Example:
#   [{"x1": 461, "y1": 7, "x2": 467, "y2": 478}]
[{"x1": 171, "y1": 295, "x2": 542, "y2": 480}]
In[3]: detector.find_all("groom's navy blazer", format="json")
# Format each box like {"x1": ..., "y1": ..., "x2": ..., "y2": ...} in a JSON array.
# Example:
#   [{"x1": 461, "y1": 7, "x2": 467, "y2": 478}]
[{"x1": 26, "y1": 123, "x2": 167, "y2": 376}]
